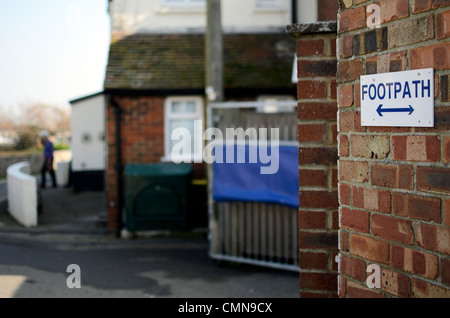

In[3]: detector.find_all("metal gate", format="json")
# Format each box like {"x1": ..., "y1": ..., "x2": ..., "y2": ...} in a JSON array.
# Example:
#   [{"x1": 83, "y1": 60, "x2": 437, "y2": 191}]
[{"x1": 207, "y1": 101, "x2": 299, "y2": 272}]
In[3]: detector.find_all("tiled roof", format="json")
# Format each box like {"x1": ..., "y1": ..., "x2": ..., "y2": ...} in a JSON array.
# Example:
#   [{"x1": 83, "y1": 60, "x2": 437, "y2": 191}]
[{"x1": 104, "y1": 32, "x2": 296, "y2": 91}]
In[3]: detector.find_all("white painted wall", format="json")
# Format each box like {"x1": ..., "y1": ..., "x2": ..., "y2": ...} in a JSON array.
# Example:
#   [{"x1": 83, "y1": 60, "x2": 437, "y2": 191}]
[
  {"x1": 109, "y1": 0, "x2": 318, "y2": 33},
  {"x1": 70, "y1": 94, "x2": 106, "y2": 171},
  {"x1": 7, "y1": 162, "x2": 37, "y2": 227},
  {"x1": 297, "y1": 0, "x2": 318, "y2": 23}
]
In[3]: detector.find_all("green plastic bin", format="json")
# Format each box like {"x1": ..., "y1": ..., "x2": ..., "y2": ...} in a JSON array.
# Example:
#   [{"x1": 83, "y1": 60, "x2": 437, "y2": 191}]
[{"x1": 125, "y1": 163, "x2": 192, "y2": 232}]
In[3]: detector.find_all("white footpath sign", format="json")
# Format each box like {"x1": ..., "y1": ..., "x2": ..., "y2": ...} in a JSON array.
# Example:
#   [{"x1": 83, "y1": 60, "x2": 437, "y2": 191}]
[{"x1": 360, "y1": 68, "x2": 434, "y2": 127}]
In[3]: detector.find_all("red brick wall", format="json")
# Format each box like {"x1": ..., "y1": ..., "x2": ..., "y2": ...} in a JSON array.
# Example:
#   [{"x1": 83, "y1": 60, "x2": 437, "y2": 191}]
[
  {"x1": 318, "y1": 0, "x2": 339, "y2": 21},
  {"x1": 106, "y1": 95, "x2": 165, "y2": 233},
  {"x1": 337, "y1": 0, "x2": 450, "y2": 298},
  {"x1": 295, "y1": 24, "x2": 339, "y2": 298}
]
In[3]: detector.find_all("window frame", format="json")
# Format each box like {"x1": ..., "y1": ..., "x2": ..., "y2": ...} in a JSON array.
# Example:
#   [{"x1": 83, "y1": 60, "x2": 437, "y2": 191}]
[
  {"x1": 160, "y1": 0, "x2": 205, "y2": 8},
  {"x1": 163, "y1": 96, "x2": 204, "y2": 163}
]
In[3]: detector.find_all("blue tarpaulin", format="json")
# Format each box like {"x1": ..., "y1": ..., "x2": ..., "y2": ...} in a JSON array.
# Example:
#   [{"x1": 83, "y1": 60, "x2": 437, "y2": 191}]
[{"x1": 212, "y1": 144, "x2": 299, "y2": 208}]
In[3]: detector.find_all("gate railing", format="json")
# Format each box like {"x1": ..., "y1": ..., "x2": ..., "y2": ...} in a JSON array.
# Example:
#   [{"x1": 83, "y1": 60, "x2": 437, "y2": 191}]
[{"x1": 207, "y1": 101, "x2": 299, "y2": 272}]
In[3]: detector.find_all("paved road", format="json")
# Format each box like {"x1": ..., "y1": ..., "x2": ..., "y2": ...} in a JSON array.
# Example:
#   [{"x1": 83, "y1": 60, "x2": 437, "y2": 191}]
[{"x1": 0, "y1": 187, "x2": 299, "y2": 298}]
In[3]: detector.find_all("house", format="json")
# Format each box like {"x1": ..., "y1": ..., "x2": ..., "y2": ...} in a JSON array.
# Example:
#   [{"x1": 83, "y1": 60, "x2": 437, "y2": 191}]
[
  {"x1": 103, "y1": 0, "x2": 337, "y2": 236},
  {"x1": 69, "y1": 92, "x2": 106, "y2": 192}
]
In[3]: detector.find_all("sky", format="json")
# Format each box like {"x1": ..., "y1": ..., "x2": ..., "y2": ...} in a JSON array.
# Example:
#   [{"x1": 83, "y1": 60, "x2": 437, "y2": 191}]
[{"x1": 0, "y1": 0, "x2": 110, "y2": 114}]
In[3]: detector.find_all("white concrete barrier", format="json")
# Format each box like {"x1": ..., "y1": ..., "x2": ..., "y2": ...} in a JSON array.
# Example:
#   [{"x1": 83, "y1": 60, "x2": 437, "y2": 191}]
[
  {"x1": 6, "y1": 162, "x2": 37, "y2": 227},
  {"x1": 56, "y1": 161, "x2": 70, "y2": 187}
]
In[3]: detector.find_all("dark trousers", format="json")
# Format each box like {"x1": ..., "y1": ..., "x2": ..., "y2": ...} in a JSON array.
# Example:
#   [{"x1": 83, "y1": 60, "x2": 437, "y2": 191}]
[{"x1": 41, "y1": 157, "x2": 57, "y2": 188}]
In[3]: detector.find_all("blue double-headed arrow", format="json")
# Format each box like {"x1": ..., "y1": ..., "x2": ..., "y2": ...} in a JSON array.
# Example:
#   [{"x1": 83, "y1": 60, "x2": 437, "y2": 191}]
[{"x1": 377, "y1": 104, "x2": 414, "y2": 117}]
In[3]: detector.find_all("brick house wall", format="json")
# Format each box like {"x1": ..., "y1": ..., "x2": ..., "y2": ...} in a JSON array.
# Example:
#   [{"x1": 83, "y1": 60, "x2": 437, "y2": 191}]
[
  {"x1": 105, "y1": 95, "x2": 165, "y2": 232},
  {"x1": 337, "y1": 0, "x2": 450, "y2": 298},
  {"x1": 287, "y1": 21, "x2": 339, "y2": 298}
]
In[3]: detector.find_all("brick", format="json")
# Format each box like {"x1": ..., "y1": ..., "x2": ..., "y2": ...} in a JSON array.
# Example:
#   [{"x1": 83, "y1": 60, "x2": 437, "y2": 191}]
[
  {"x1": 410, "y1": 42, "x2": 450, "y2": 71},
  {"x1": 338, "y1": 6, "x2": 366, "y2": 33},
  {"x1": 298, "y1": 60, "x2": 337, "y2": 77},
  {"x1": 442, "y1": 75, "x2": 449, "y2": 102},
  {"x1": 413, "y1": 278, "x2": 450, "y2": 298},
  {"x1": 446, "y1": 199, "x2": 450, "y2": 226},
  {"x1": 414, "y1": 0, "x2": 433, "y2": 13},
  {"x1": 350, "y1": 135, "x2": 390, "y2": 159},
  {"x1": 338, "y1": 35, "x2": 353, "y2": 58},
  {"x1": 298, "y1": 102, "x2": 337, "y2": 121},
  {"x1": 371, "y1": 164, "x2": 413, "y2": 190},
  {"x1": 413, "y1": 0, "x2": 450, "y2": 13},
  {"x1": 299, "y1": 190, "x2": 339, "y2": 209},
  {"x1": 337, "y1": 59, "x2": 363, "y2": 83},
  {"x1": 372, "y1": 214, "x2": 414, "y2": 244},
  {"x1": 346, "y1": 280, "x2": 385, "y2": 298},
  {"x1": 340, "y1": 207, "x2": 370, "y2": 233},
  {"x1": 297, "y1": 39, "x2": 324, "y2": 57},
  {"x1": 338, "y1": 160, "x2": 369, "y2": 183},
  {"x1": 392, "y1": 136, "x2": 441, "y2": 162},
  {"x1": 300, "y1": 272, "x2": 338, "y2": 291},
  {"x1": 338, "y1": 275, "x2": 346, "y2": 298},
  {"x1": 442, "y1": 258, "x2": 450, "y2": 285},
  {"x1": 379, "y1": 0, "x2": 410, "y2": 23},
  {"x1": 391, "y1": 245, "x2": 439, "y2": 279},
  {"x1": 416, "y1": 223, "x2": 450, "y2": 255},
  {"x1": 381, "y1": 268, "x2": 411, "y2": 298},
  {"x1": 299, "y1": 169, "x2": 327, "y2": 187},
  {"x1": 299, "y1": 231, "x2": 338, "y2": 249},
  {"x1": 437, "y1": 10, "x2": 450, "y2": 39},
  {"x1": 338, "y1": 135, "x2": 349, "y2": 157},
  {"x1": 339, "y1": 229, "x2": 349, "y2": 251},
  {"x1": 352, "y1": 186, "x2": 391, "y2": 213},
  {"x1": 330, "y1": 79, "x2": 337, "y2": 100},
  {"x1": 338, "y1": 84, "x2": 354, "y2": 107},
  {"x1": 298, "y1": 80, "x2": 327, "y2": 99},
  {"x1": 369, "y1": 126, "x2": 411, "y2": 133},
  {"x1": 338, "y1": 110, "x2": 365, "y2": 132},
  {"x1": 299, "y1": 210, "x2": 327, "y2": 229},
  {"x1": 393, "y1": 192, "x2": 442, "y2": 222},
  {"x1": 366, "y1": 51, "x2": 408, "y2": 74},
  {"x1": 354, "y1": 84, "x2": 361, "y2": 107},
  {"x1": 299, "y1": 147, "x2": 338, "y2": 165},
  {"x1": 299, "y1": 251, "x2": 328, "y2": 270},
  {"x1": 353, "y1": 28, "x2": 388, "y2": 56},
  {"x1": 298, "y1": 124, "x2": 326, "y2": 143},
  {"x1": 339, "y1": 183, "x2": 350, "y2": 205},
  {"x1": 330, "y1": 37, "x2": 337, "y2": 58},
  {"x1": 349, "y1": 233, "x2": 389, "y2": 264},
  {"x1": 339, "y1": 254, "x2": 366, "y2": 282},
  {"x1": 331, "y1": 168, "x2": 339, "y2": 188},
  {"x1": 388, "y1": 15, "x2": 435, "y2": 49},
  {"x1": 417, "y1": 166, "x2": 450, "y2": 194},
  {"x1": 444, "y1": 137, "x2": 450, "y2": 164}
]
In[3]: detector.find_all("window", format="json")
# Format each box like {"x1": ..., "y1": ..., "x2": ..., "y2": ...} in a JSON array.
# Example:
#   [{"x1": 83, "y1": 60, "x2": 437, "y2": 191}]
[
  {"x1": 256, "y1": 0, "x2": 281, "y2": 9},
  {"x1": 164, "y1": 97, "x2": 204, "y2": 163}
]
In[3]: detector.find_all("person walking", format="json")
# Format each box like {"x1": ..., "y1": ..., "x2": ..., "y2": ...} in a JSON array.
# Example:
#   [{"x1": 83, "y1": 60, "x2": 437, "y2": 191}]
[{"x1": 40, "y1": 130, "x2": 57, "y2": 189}]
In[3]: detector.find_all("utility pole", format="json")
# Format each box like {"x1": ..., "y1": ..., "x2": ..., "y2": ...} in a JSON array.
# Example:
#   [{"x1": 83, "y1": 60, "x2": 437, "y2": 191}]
[
  {"x1": 205, "y1": 0, "x2": 223, "y2": 102},
  {"x1": 205, "y1": 0, "x2": 223, "y2": 249}
]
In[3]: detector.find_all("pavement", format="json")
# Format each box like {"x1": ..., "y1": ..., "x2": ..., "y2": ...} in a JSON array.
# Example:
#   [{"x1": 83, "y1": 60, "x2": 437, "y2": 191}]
[{"x1": 0, "y1": 180, "x2": 300, "y2": 298}]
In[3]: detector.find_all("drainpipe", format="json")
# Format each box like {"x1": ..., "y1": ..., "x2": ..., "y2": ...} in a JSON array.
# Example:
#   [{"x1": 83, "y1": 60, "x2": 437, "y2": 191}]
[
  {"x1": 108, "y1": 94, "x2": 124, "y2": 237},
  {"x1": 292, "y1": 0, "x2": 298, "y2": 24}
]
